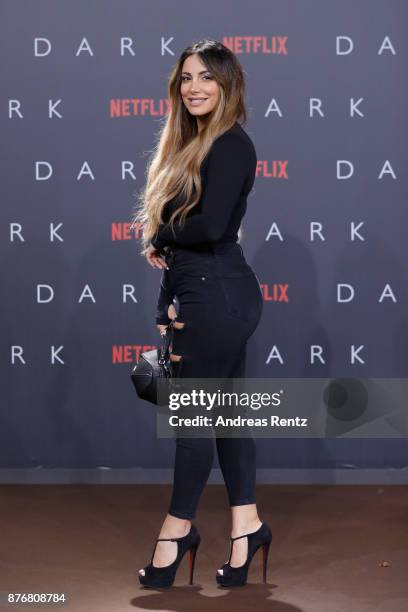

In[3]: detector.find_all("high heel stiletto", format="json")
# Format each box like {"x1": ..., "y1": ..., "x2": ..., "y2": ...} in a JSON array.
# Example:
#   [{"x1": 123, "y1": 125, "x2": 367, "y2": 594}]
[
  {"x1": 216, "y1": 522, "x2": 272, "y2": 587},
  {"x1": 138, "y1": 523, "x2": 201, "y2": 588}
]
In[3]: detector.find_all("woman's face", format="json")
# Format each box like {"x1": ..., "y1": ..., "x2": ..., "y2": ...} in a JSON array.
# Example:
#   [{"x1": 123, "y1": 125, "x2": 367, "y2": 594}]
[{"x1": 180, "y1": 54, "x2": 220, "y2": 119}]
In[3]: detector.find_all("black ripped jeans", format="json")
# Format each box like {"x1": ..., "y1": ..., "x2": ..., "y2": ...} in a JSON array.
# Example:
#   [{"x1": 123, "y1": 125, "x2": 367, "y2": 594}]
[{"x1": 156, "y1": 241, "x2": 263, "y2": 519}]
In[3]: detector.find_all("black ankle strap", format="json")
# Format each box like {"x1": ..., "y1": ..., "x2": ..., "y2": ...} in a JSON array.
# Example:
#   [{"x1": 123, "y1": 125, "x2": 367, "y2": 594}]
[
  {"x1": 156, "y1": 524, "x2": 194, "y2": 542},
  {"x1": 157, "y1": 529, "x2": 192, "y2": 542},
  {"x1": 230, "y1": 523, "x2": 264, "y2": 541},
  {"x1": 157, "y1": 537, "x2": 179, "y2": 542},
  {"x1": 231, "y1": 533, "x2": 249, "y2": 541}
]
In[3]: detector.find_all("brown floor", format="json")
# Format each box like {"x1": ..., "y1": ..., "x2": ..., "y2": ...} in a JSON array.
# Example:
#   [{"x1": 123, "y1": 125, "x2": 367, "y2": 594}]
[{"x1": 0, "y1": 484, "x2": 407, "y2": 611}]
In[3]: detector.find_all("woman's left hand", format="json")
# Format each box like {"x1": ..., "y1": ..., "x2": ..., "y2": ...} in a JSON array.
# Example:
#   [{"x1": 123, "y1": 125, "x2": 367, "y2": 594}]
[{"x1": 145, "y1": 244, "x2": 168, "y2": 270}]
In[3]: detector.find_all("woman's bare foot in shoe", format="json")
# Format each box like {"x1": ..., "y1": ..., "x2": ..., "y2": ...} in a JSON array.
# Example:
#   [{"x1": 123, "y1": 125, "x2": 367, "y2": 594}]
[
  {"x1": 139, "y1": 515, "x2": 191, "y2": 576},
  {"x1": 217, "y1": 505, "x2": 262, "y2": 575}
]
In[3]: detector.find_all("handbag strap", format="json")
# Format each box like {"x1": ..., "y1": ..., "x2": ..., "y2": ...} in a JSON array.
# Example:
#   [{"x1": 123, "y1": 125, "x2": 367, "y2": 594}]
[{"x1": 158, "y1": 320, "x2": 174, "y2": 364}]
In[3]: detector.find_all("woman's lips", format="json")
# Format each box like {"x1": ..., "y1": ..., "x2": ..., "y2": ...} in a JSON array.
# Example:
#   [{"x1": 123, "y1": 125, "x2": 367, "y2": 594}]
[{"x1": 188, "y1": 98, "x2": 208, "y2": 105}]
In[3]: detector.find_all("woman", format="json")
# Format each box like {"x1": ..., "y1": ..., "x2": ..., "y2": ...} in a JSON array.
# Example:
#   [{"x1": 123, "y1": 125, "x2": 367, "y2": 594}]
[{"x1": 132, "y1": 39, "x2": 272, "y2": 589}]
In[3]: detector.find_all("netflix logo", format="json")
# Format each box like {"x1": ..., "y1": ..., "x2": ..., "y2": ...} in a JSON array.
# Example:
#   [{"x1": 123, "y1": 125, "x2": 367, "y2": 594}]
[
  {"x1": 110, "y1": 98, "x2": 170, "y2": 117},
  {"x1": 111, "y1": 222, "x2": 144, "y2": 240},
  {"x1": 260, "y1": 283, "x2": 289, "y2": 302},
  {"x1": 112, "y1": 345, "x2": 156, "y2": 364},
  {"x1": 222, "y1": 36, "x2": 288, "y2": 55},
  {"x1": 256, "y1": 160, "x2": 288, "y2": 179}
]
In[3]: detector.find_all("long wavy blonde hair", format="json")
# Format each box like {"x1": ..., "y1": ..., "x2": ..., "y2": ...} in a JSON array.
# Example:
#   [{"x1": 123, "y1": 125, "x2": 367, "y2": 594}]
[{"x1": 131, "y1": 39, "x2": 248, "y2": 256}]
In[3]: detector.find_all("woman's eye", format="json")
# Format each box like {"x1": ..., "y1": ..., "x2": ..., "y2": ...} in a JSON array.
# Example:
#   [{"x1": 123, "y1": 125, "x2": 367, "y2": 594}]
[{"x1": 181, "y1": 75, "x2": 212, "y2": 81}]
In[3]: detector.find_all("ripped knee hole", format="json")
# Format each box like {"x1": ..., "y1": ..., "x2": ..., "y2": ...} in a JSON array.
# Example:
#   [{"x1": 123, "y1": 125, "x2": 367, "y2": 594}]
[
  {"x1": 169, "y1": 319, "x2": 184, "y2": 361},
  {"x1": 172, "y1": 320, "x2": 185, "y2": 330}
]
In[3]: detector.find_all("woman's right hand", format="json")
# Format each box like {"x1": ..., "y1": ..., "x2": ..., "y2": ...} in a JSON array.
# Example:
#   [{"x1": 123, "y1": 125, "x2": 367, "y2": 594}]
[
  {"x1": 145, "y1": 244, "x2": 168, "y2": 270},
  {"x1": 157, "y1": 324, "x2": 168, "y2": 337},
  {"x1": 156, "y1": 304, "x2": 178, "y2": 336}
]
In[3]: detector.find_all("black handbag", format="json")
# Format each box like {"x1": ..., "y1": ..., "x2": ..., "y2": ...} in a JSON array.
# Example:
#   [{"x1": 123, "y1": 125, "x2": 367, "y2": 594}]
[{"x1": 130, "y1": 321, "x2": 174, "y2": 405}]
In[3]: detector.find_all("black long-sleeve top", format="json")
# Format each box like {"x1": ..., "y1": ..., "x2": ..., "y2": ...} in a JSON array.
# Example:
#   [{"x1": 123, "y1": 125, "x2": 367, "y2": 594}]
[{"x1": 151, "y1": 121, "x2": 257, "y2": 252}]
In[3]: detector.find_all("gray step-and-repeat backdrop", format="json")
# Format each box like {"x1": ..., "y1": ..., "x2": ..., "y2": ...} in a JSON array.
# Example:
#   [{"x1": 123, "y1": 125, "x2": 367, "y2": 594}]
[{"x1": 1, "y1": 1, "x2": 407, "y2": 482}]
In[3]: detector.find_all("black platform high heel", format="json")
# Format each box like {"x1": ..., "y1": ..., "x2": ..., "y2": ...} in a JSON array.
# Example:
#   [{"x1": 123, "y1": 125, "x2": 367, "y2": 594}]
[
  {"x1": 216, "y1": 522, "x2": 272, "y2": 587},
  {"x1": 138, "y1": 524, "x2": 201, "y2": 589}
]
